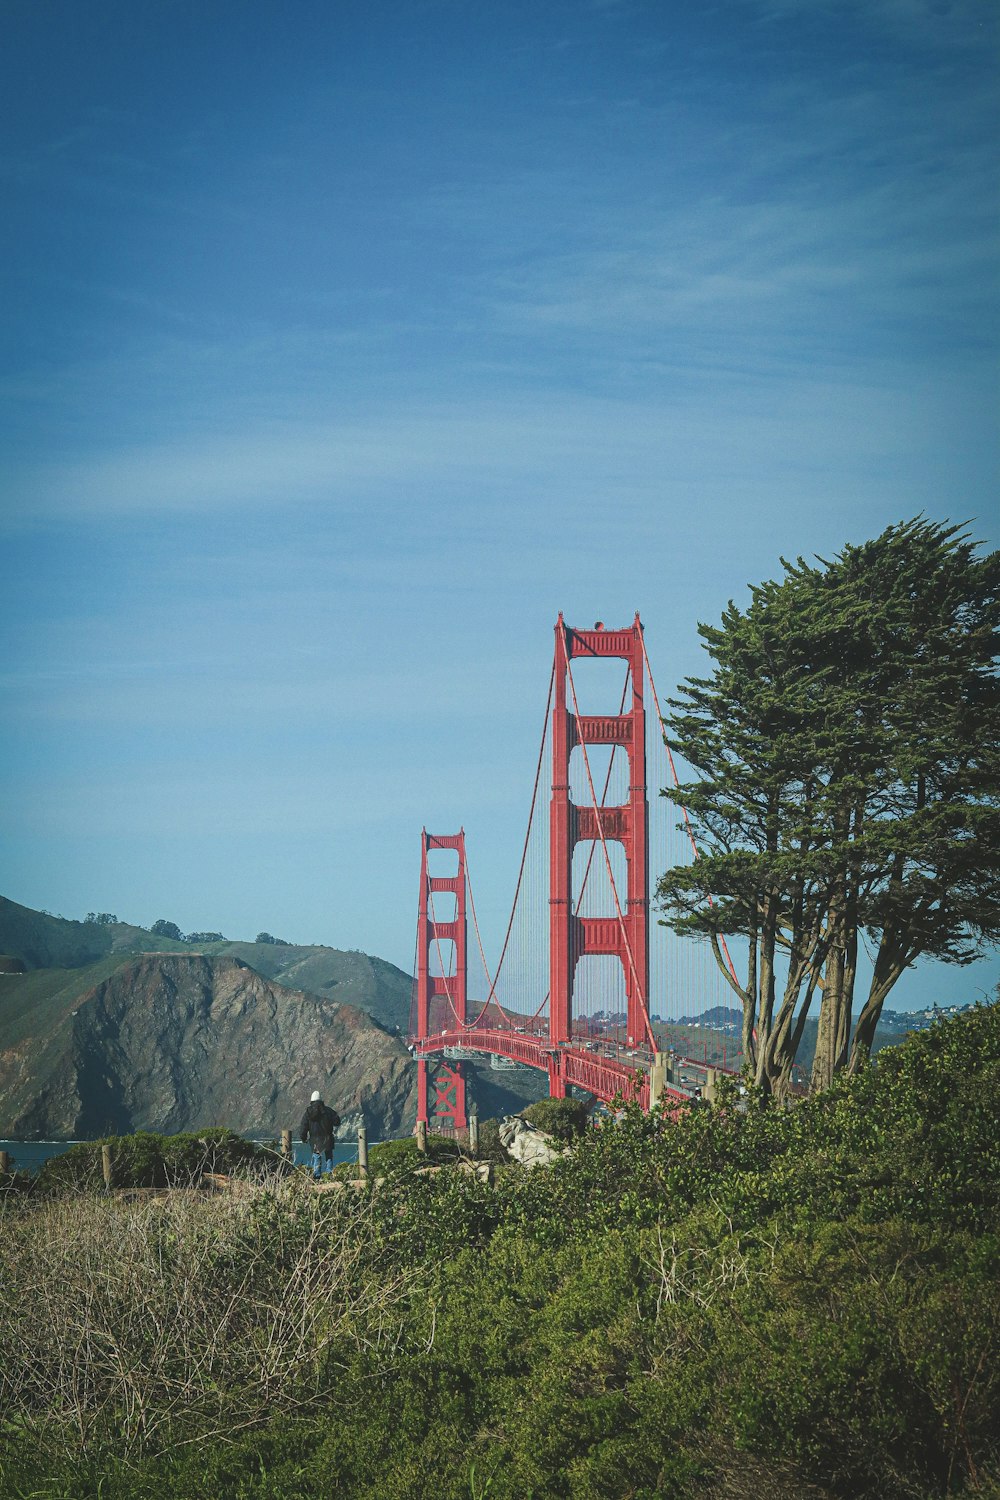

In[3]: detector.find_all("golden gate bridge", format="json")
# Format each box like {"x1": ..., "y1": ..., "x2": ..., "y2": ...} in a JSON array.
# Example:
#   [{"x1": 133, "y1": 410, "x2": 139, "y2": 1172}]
[{"x1": 408, "y1": 614, "x2": 740, "y2": 1128}]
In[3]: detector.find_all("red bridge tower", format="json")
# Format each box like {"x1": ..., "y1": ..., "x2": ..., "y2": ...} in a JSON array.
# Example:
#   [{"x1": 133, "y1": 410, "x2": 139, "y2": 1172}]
[
  {"x1": 415, "y1": 828, "x2": 468, "y2": 1131},
  {"x1": 549, "y1": 614, "x2": 649, "y2": 1069}
]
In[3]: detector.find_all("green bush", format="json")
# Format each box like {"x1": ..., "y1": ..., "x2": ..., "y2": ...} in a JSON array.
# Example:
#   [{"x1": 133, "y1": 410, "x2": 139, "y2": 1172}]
[
  {"x1": 711, "y1": 1219, "x2": 1000, "y2": 1497},
  {"x1": 36, "y1": 1129, "x2": 278, "y2": 1191},
  {"x1": 472, "y1": 1116, "x2": 519, "y2": 1164},
  {"x1": 2, "y1": 1005, "x2": 998, "y2": 1498},
  {"x1": 365, "y1": 1134, "x2": 463, "y2": 1176},
  {"x1": 522, "y1": 1095, "x2": 590, "y2": 1142}
]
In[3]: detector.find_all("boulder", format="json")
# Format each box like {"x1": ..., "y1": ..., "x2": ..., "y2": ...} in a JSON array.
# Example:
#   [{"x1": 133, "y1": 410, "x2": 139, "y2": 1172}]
[{"x1": 498, "y1": 1114, "x2": 568, "y2": 1168}]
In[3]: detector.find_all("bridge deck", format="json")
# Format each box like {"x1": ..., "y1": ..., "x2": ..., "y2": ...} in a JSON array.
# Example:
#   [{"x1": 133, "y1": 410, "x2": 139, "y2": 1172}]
[{"x1": 411, "y1": 1027, "x2": 693, "y2": 1109}]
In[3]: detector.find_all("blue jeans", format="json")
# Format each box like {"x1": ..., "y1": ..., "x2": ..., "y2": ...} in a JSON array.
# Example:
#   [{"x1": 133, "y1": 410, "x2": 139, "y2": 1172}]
[{"x1": 310, "y1": 1149, "x2": 331, "y2": 1178}]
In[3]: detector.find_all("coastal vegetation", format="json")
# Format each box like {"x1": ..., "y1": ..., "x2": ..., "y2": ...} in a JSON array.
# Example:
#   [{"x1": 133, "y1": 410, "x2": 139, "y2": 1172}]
[
  {"x1": 1, "y1": 1000, "x2": 997, "y2": 1499},
  {"x1": 34, "y1": 1128, "x2": 279, "y2": 1192}
]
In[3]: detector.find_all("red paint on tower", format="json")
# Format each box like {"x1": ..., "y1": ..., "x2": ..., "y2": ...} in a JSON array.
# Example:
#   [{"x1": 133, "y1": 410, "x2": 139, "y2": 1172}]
[
  {"x1": 549, "y1": 615, "x2": 650, "y2": 1052},
  {"x1": 414, "y1": 829, "x2": 468, "y2": 1130}
]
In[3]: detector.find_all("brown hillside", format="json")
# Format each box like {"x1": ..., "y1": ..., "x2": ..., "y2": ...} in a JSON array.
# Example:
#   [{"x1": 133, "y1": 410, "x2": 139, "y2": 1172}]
[{"x1": 0, "y1": 953, "x2": 417, "y2": 1139}]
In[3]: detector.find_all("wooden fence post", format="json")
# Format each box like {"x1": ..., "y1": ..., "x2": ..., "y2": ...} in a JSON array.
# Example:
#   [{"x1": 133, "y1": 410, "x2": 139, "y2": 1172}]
[
  {"x1": 416, "y1": 1119, "x2": 428, "y2": 1155},
  {"x1": 280, "y1": 1128, "x2": 293, "y2": 1162},
  {"x1": 0, "y1": 1150, "x2": 11, "y2": 1174},
  {"x1": 101, "y1": 1143, "x2": 114, "y2": 1190},
  {"x1": 469, "y1": 1106, "x2": 479, "y2": 1159},
  {"x1": 357, "y1": 1122, "x2": 368, "y2": 1179}
]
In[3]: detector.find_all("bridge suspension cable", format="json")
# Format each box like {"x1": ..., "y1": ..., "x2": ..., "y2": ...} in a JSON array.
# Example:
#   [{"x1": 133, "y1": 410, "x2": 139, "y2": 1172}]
[
  {"x1": 638, "y1": 627, "x2": 741, "y2": 993},
  {"x1": 429, "y1": 660, "x2": 557, "y2": 1032},
  {"x1": 464, "y1": 849, "x2": 514, "y2": 1029},
  {"x1": 508, "y1": 664, "x2": 634, "y2": 1033},
  {"x1": 429, "y1": 649, "x2": 640, "y2": 1037}
]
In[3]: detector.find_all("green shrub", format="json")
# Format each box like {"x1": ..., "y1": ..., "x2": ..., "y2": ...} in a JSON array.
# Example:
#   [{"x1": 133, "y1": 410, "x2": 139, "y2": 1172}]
[
  {"x1": 522, "y1": 1095, "x2": 590, "y2": 1142},
  {"x1": 366, "y1": 1134, "x2": 462, "y2": 1177},
  {"x1": 2, "y1": 1005, "x2": 998, "y2": 1498},
  {"x1": 472, "y1": 1117, "x2": 518, "y2": 1164},
  {"x1": 36, "y1": 1129, "x2": 278, "y2": 1192}
]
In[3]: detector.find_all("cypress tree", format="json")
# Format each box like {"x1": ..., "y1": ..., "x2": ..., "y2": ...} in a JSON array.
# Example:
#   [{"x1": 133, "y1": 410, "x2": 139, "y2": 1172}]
[{"x1": 657, "y1": 518, "x2": 1000, "y2": 1095}]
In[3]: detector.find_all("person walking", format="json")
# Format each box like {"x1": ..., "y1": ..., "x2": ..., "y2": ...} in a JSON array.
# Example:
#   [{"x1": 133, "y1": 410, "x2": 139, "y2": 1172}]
[{"x1": 299, "y1": 1089, "x2": 340, "y2": 1180}]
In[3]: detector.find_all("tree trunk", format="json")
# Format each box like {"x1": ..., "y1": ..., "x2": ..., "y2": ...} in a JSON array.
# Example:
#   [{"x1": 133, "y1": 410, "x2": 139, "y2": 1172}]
[
  {"x1": 780, "y1": 977, "x2": 819, "y2": 1096},
  {"x1": 848, "y1": 939, "x2": 907, "y2": 1072},
  {"x1": 755, "y1": 894, "x2": 778, "y2": 1097},
  {"x1": 811, "y1": 808, "x2": 852, "y2": 1092},
  {"x1": 743, "y1": 921, "x2": 758, "y2": 1073},
  {"x1": 710, "y1": 930, "x2": 756, "y2": 1074},
  {"x1": 811, "y1": 959, "x2": 838, "y2": 1092},
  {"x1": 833, "y1": 928, "x2": 857, "y2": 1073}
]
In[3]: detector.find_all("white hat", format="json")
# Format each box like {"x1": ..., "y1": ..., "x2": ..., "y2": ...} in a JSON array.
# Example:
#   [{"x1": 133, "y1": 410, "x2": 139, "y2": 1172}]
[{"x1": 310, "y1": 1090, "x2": 321, "y2": 1102}]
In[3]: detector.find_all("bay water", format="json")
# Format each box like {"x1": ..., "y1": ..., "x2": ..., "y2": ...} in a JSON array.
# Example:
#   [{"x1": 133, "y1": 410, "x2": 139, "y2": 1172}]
[{"x1": 0, "y1": 1138, "x2": 367, "y2": 1175}]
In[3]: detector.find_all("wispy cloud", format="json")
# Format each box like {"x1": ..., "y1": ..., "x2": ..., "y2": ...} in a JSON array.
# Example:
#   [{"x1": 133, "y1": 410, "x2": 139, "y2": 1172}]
[
  {"x1": 739, "y1": 0, "x2": 997, "y2": 48},
  {"x1": 459, "y1": 80, "x2": 997, "y2": 359},
  {"x1": 2, "y1": 371, "x2": 953, "y2": 528}
]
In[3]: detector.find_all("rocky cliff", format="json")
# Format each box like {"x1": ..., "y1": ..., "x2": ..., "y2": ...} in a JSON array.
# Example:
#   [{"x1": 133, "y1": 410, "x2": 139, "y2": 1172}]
[
  {"x1": 0, "y1": 896, "x2": 551, "y2": 1138},
  {"x1": 0, "y1": 953, "x2": 417, "y2": 1139}
]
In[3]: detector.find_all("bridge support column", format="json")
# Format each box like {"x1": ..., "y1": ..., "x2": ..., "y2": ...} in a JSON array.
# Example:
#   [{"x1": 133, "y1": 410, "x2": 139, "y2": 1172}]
[
  {"x1": 413, "y1": 829, "x2": 469, "y2": 1131},
  {"x1": 549, "y1": 615, "x2": 651, "y2": 1075},
  {"x1": 433, "y1": 1060, "x2": 468, "y2": 1132},
  {"x1": 416, "y1": 1057, "x2": 429, "y2": 1126},
  {"x1": 546, "y1": 1051, "x2": 567, "y2": 1099},
  {"x1": 649, "y1": 1051, "x2": 667, "y2": 1111},
  {"x1": 549, "y1": 636, "x2": 572, "y2": 1047}
]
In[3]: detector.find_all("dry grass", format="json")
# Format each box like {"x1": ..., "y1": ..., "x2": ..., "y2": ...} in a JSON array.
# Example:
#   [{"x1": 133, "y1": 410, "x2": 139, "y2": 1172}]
[{"x1": 0, "y1": 1176, "x2": 416, "y2": 1459}]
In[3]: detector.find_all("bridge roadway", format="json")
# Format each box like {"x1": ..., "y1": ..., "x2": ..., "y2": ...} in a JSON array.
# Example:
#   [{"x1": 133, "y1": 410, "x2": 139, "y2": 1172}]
[{"x1": 410, "y1": 1026, "x2": 694, "y2": 1110}]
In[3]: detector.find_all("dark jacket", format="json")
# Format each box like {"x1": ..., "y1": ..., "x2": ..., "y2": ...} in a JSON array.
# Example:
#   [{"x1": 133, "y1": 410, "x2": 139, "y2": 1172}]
[{"x1": 299, "y1": 1099, "x2": 340, "y2": 1154}]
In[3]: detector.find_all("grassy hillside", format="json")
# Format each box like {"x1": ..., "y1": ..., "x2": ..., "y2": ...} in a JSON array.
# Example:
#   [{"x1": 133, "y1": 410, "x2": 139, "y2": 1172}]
[
  {"x1": 0, "y1": 955, "x2": 134, "y2": 1052},
  {"x1": 215, "y1": 942, "x2": 412, "y2": 1032},
  {"x1": 0, "y1": 896, "x2": 413, "y2": 1032},
  {"x1": 0, "y1": 897, "x2": 131, "y2": 970}
]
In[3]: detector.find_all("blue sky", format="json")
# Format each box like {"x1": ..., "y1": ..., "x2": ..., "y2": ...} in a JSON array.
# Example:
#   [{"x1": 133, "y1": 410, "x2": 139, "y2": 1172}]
[{"x1": 1, "y1": 0, "x2": 997, "y2": 1011}]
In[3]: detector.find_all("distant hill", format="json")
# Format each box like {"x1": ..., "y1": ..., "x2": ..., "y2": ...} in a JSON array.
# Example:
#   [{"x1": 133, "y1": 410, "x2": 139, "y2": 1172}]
[
  {"x1": 0, "y1": 896, "x2": 412, "y2": 1033},
  {"x1": 0, "y1": 896, "x2": 157, "y2": 970},
  {"x1": 214, "y1": 942, "x2": 412, "y2": 1033},
  {"x1": 0, "y1": 952, "x2": 417, "y2": 1139},
  {"x1": 674, "y1": 1005, "x2": 742, "y2": 1028},
  {"x1": 658, "y1": 1003, "x2": 953, "y2": 1079},
  {"x1": 0, "y1": 897, "x2": 549, "y2": 1135}
]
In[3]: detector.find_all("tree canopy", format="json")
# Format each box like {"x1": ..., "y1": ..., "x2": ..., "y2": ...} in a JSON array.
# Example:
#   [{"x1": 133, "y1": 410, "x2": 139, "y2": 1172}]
[
  {"x1": 150, "y1": 919, "x2": 182, "y2": 940},
  {"x1": 656, "y1": 518, "x2": 1000, "y2": 1094}
]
